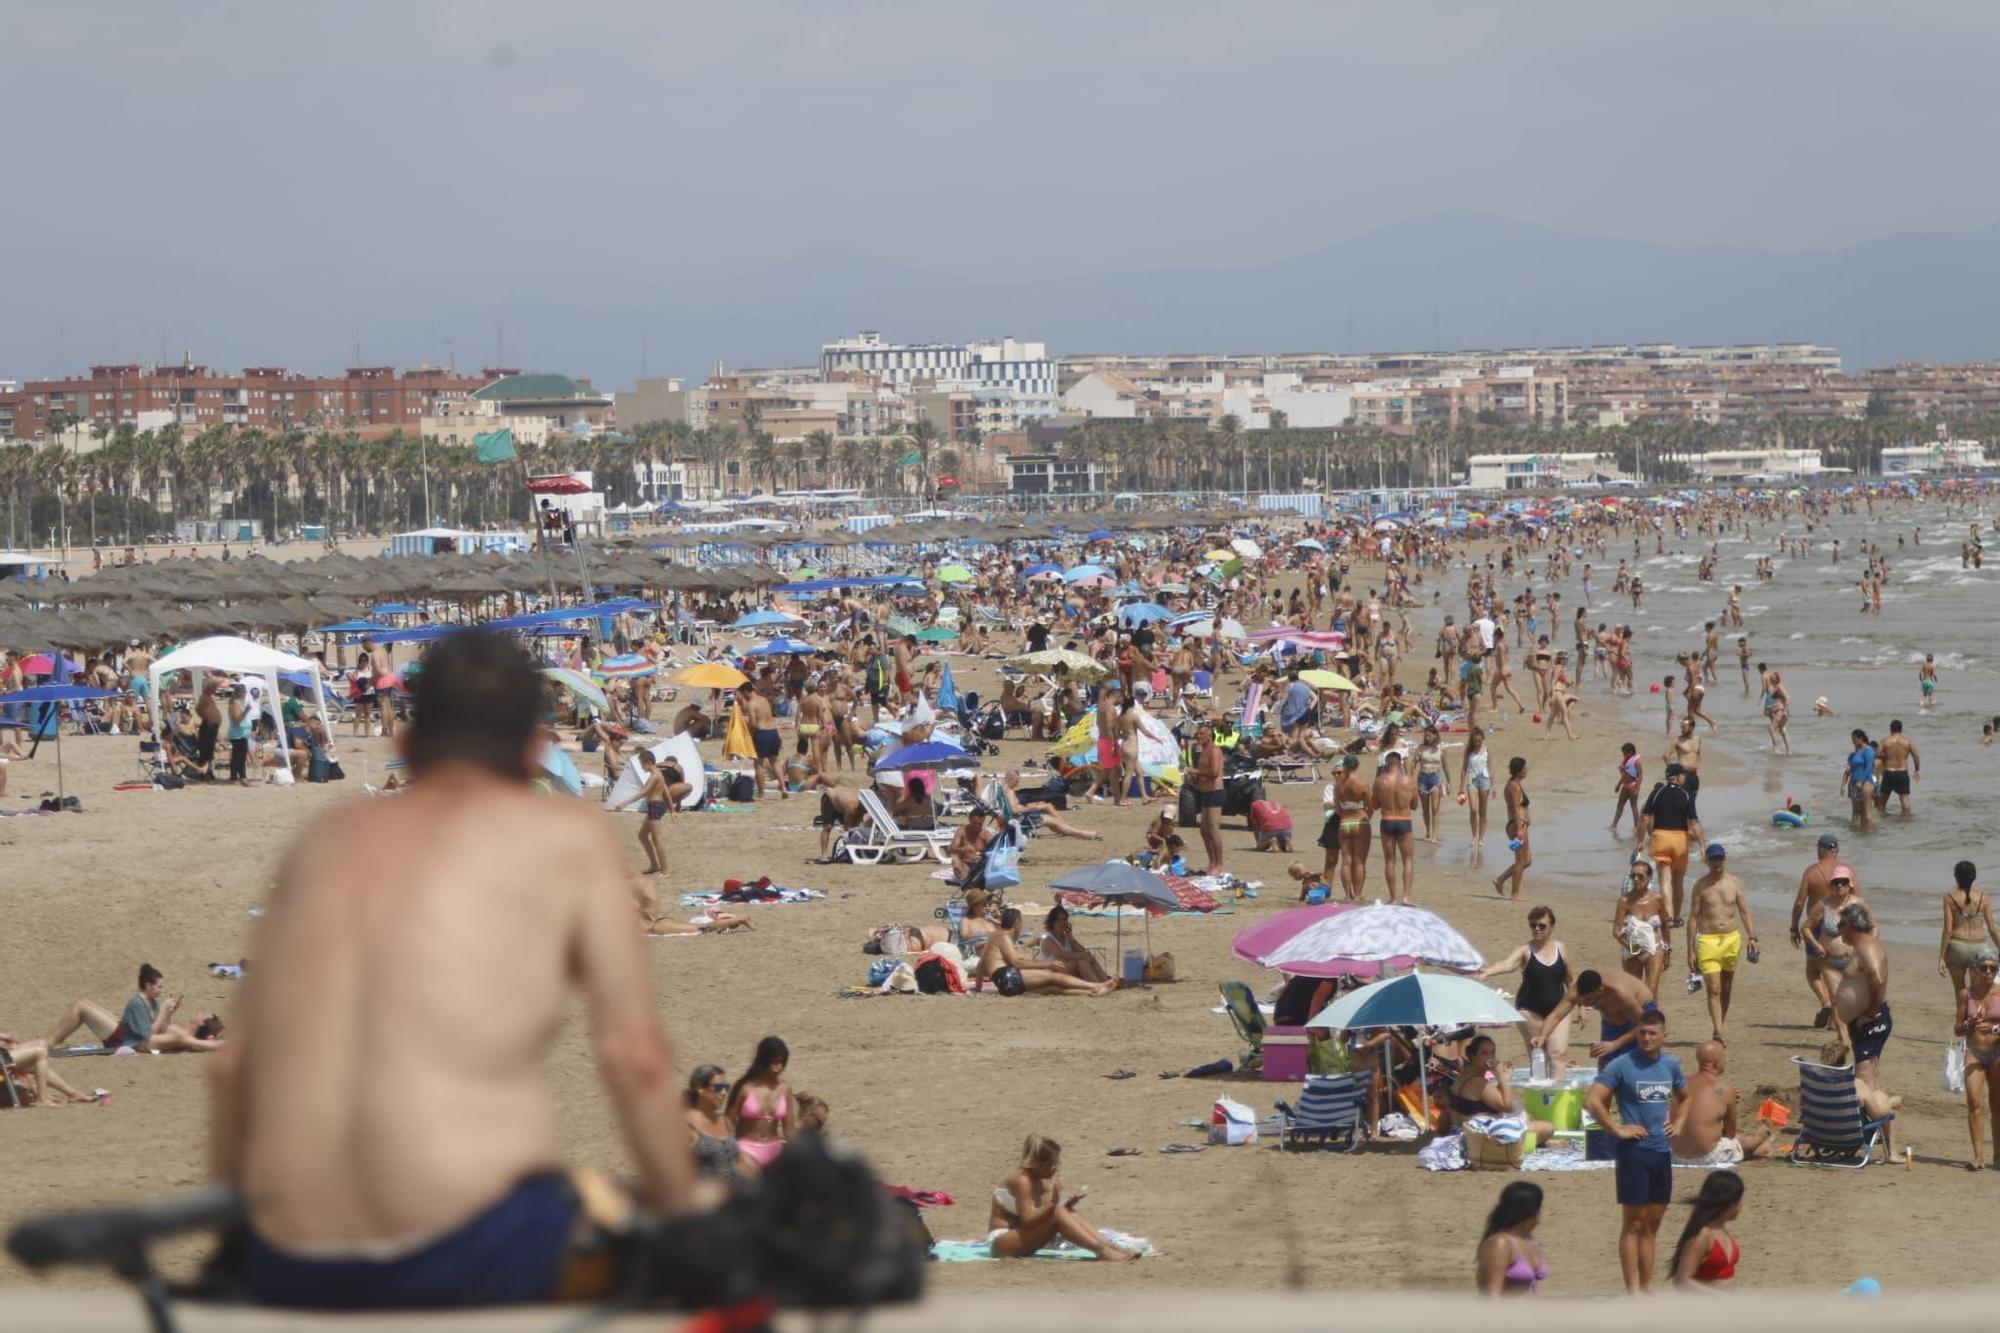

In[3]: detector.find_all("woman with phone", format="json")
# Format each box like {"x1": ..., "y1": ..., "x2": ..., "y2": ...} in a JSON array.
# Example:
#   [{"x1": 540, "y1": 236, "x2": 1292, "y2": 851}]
[{"x1": 987, "y1": 1135, "x2": 1136, "y2": 1261}]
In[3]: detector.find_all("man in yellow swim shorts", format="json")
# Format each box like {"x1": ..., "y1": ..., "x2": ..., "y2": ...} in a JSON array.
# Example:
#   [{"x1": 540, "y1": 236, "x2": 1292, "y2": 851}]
[{"x1": 1686, "y1": 843, "x2": 1759, "y2": 1044}]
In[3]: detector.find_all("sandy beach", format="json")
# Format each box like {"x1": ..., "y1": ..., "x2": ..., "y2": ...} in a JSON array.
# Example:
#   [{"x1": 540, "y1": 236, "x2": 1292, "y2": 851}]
[{"x1": 0, "y1": 544, "x2": 1986, "y2": 1305}]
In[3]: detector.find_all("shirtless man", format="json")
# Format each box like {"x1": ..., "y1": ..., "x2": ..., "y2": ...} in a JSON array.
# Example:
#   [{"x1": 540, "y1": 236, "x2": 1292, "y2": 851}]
[
  {"x1": 741, "y1": 684, "x2": 784, "y2": 800},
  {"x1": 975, "y1": 908, "x2": 1116, "y2": 996},
  {"x1": 1835, "y1": 902, "x2": 1893, "y2": 1093},
  {"x1": 1116, "y1": 697, "x2": 1145, "y2": 805},
  {"x1": 1077, "y1": 682, "x2": 1123, "y2": 804},
  {"x1": 1669, "y1": 1041, "x2": 1777, "y2": 1166},
  {"x1": 210, "y1": 633, "x2": 694, "y2": 1310},
  {"x1": 1372, "y1": 751, "x2": 1417, "y2": 904},
  {"x1": 1663, "y1": 720, "x2": 1702, "y2": 800},
  {"x1": 1685, "y1": 844, "x2": 1759, "y2": 1043},
  {"x1": 1875, "y1": 718, "x2": 1920, "y2": 816},
  {"x1": 795, "y1": 681, "x2": 835, "y2": 777},
  {"x1": 948, "y1": 809, "x2": 997, "y2": 882},
  {"x1": 891, "y1": 635, "x2": 917, "y2": 710},
  {"x1": 1534, "y1": 968, "x2": 1658, "y2": 1069},
  {"x1": 194, "y1": 673, "x2": 224, "y2": 776},
  {"x1": 1191, "y1": 721, "x2": 1226, "y2": 876}
]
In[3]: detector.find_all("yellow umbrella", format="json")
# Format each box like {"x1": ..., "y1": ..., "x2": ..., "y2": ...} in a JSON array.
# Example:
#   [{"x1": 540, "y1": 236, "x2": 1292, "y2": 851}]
[
  {"x1": 1205, "y1": 549, "x2": 1237, "y2": 563},
  {"x1": 1300, "y1": 669, "x2": 1359, "y2": 692},
  {"x1": 674, "y1": 662, "x2": 749, "y2": 690}
]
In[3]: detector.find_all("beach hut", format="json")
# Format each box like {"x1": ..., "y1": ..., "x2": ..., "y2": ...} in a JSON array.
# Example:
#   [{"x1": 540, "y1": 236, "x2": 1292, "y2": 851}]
[{"x1": 145, "y1": 636, "x2": 331, "y2": 787}]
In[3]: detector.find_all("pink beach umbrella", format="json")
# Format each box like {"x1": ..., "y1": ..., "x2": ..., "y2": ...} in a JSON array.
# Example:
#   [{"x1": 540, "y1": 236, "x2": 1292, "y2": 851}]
[{"x1": 1231, "y1": 902, "x2": 1363, "y2": 976}]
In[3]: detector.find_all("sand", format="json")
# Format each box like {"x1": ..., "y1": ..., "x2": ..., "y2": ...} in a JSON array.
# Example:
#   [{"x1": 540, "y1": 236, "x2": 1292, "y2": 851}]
[{"x1": 0, "y1": 553, "x2": 1983, "y2": 1307}]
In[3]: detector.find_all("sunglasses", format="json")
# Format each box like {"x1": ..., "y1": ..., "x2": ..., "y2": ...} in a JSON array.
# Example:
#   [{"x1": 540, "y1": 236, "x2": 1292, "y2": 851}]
[
  {"x1": 1528, "y1": 922, "x2": 1550, "y2": 932},
  {"x1": 704, "y1": 1081, "x2": 729, "y2": 1092},
  {"x1": 1979, "y1": 965, "x2": 1999, "y2": 975}
]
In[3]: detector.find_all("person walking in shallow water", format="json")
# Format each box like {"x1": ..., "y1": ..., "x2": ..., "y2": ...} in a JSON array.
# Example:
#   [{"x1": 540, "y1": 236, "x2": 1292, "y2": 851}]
[{"x1": 1493, "y1": 757, "x2": 1532, "y2": 900}]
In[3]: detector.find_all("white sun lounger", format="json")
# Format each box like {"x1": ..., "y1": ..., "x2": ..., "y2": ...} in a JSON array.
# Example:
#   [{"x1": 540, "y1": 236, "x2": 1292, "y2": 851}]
[{"x1": 852, "y1": 789, "x2": 953, "y2": 865}]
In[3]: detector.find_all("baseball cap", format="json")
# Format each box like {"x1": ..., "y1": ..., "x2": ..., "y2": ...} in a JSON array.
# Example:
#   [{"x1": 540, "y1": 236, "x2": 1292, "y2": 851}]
[
  {"x1": 1816, "y1": 833, "x2": 1840, "y2": 851},
  {"x1": 1704, "y1": 842, "x2": 1726, "y2": 861}
]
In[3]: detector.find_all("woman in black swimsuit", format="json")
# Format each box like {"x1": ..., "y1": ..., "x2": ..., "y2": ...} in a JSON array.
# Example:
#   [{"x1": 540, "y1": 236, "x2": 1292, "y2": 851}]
[
  {"x1": 1493, "y1": 757, "x2": 1532, "y2": 900},
  {"x1": 1477, "y1": 905, "x2": 1572, "y2": 1075}
]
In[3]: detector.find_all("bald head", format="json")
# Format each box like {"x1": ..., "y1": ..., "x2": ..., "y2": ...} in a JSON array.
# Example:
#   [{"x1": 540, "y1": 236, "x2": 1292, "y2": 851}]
[{"x1": 1694, "y1": 1040, "x2": 1727, "y2": 1073}]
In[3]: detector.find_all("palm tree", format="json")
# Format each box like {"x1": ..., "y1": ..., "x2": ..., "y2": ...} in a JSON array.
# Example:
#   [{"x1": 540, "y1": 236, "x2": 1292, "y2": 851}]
[
  {"x1": 782, "y1": 437, "x2": 808, "y2": 491},
  {"x1": 906, "y1": 417, "x2": 941, "y2": 498},
  {"x1": 805, "y1": 429, "x2": 834, "y2": 488},
  {"x1": 1213, "y1": 414, "x2": 1243, "y2": 496},
  {"x1": 747, "y1": 434, "x2": 780, "y2": 493}
]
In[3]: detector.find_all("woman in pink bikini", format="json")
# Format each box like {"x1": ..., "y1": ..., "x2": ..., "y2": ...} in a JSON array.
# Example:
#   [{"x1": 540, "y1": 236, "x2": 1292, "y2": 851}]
[{"x1": 726, "y1": 1035, "x2": 798, "y2": 1168}]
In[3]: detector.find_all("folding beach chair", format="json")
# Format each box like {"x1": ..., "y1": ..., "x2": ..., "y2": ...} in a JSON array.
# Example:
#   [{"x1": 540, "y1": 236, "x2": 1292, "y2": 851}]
[
  {"x1": 0, "y1": 1049, "x2": 20, "y2": 1109},
  {"x1": 849, "y1": 789, "x2": 953, "y2": 866},
  {"x1": 1274, "y1": 1072, "x2": 1371, "y2": 1152},
  {"x1": 1218, "y1": 980, "x2": 1266, "y2": 1070},
  {"x1": 1788, "y1": 1055, "x2": 1894, "y2": 1168}
]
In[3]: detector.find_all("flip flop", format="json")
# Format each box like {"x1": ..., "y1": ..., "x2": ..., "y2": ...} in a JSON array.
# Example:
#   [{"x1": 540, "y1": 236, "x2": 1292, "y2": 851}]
[
  {"x1": 1105, "y1": 1070, "x2": 1136, "y2": 1080},
  {"x1": 1106, "y1": 1147, "x2": 1142, "y2": 1157},
  {"x1": 1160, "y1": 1143, "x2": 1207, "y2": 1154},
  {"x1": 1157, "y1": 1072, "x2": 1181, "y2": 1080}
]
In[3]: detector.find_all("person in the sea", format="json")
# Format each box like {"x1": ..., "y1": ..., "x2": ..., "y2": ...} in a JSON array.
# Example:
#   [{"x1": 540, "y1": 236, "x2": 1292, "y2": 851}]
[{"x1": 209, "y1": 631, "x2": 695, "y2": 1310}]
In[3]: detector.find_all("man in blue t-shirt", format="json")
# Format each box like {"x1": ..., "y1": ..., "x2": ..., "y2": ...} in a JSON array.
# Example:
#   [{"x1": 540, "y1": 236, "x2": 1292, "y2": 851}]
[{"x1": 1585, "y1": 1008, "x2": 1686, "y2": 1293}]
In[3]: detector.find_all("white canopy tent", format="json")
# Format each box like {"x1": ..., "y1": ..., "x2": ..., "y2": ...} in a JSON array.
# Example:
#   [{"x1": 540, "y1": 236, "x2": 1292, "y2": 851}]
[
  {"x1": 148, "y1": 636, "x2": 329, "y2": 787},
  {"x1": 602, "y1": 730, "x2": 707, "y2": 812}
]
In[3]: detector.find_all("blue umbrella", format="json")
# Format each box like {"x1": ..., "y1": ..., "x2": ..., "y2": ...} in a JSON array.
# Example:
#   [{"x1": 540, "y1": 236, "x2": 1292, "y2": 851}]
[
  {"x1": 1023, "y1": 562, "x2": 1062, "y2": 579},
  {"x1": 317, "y1": 620, "x2": 389, "y2": 635},
  {"x1": 372, "y1": 602, "x2": 424, "y2": 615},
  {"x1": 1086, "y1": 529, "x2": 1114, "y2": 542},
  {"x1": 1047, "y1": 860, "x2": 1179, "y2": 962},
  {"x1": 1117, "y1": 602, "x2": 1173, "y2": 626},
  {"x1": 1, "y1": 684, "x2": 118, "y2": 800},
  {"x1": 871, "y1": 740, "x2": 977, "y2": 774},
  {"x1": 935, "y1": 661, "x2": 961, "y2": 714},
  {"x1": 538, "y1": 742, "x2": 584, "y2": 797},
  {"x1": 730, "y1": 609, "x2": 803, "y2": 630},
  {"x1": 1063, "y1": 564, "x2": 1109, "y2": 583},
  {"x1": 741, "y1": 636, "x2": 816, "y2": 657}
]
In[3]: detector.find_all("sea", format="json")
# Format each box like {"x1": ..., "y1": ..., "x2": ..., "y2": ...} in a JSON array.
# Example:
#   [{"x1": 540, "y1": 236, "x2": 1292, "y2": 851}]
[{"x1": 1479, "y1": 494, "x2": 1997, "y2": 946}]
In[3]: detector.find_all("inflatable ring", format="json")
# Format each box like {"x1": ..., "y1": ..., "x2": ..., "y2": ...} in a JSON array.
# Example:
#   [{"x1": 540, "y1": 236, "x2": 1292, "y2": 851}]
[{"x1": 1771, "y1": 810, "x2": 1807, "y2": 828}]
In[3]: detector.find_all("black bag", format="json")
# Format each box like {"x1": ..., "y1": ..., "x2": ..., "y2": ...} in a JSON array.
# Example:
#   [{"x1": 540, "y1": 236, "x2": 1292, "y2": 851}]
[
  {"x1": 1177, "y1": 782, "x2": 1200, "y2": 828},
  {"x1": 730, "y1": 773, "x2": 756, "y2": 803},
  {"x1": 978, "y1": 711, "x2": 1006, "y2": 741},
  {"x1": 156, "y1": 772, "x2": 187, "y2": 790},
  {"x1": 914, "y1": 957, "x2": 951, "y2": 994},
  {"x1": 992, "y1": 964, "x2": 1025, "y2": 997}
]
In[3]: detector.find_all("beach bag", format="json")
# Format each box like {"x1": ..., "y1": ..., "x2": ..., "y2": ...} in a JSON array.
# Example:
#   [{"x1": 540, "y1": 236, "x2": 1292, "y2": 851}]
[
  {"x1": 914, "y1": 957, "x2": 951, "y2": 994},
  {"x1": 1465, "y1": 1129, "x2": 1525, "y2": 1171},
  {"x1": 1943, "y1": 1038, "x2": 1968, "y2": 1094},
  {"x1": 868, "y1": 958, "x2": 900, "y2": 987},
  {"x1": 1208, "y1": 1097, "x2": 1258, "y2": 1146},
  {"x1": 730, "y1": 774, "x2": 756, "y2": 803},
  {"x1": 866, "y1": 654, "x2": 893, "y2": 696},
  {"x1": 983, "y1": 832, "x2": 1021, "y2": 891}
]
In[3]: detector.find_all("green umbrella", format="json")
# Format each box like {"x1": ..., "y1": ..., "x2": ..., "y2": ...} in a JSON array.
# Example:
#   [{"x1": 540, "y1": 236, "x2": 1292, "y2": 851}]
[
  {"x1": 886, "y1": 614, "x2": 922, "y2": 637},
  {"x1": 915, "y1": 626, "x2": 959, "y2": 642}
]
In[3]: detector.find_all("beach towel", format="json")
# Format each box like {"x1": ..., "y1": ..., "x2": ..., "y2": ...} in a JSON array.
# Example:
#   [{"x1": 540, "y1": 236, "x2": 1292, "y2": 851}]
[
  {"x1": 930, "y1": 1230, "x2": 1153, "y2": 1262},
  {"x1": 680, "y1": 886, "x2": 826, "y2": 907},
  {"x1": 722, "y1": 704, "x2": 755, "y2": 761}
]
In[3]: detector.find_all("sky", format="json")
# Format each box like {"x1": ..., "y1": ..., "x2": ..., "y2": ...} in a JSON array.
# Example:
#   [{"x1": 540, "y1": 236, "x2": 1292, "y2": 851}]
[{"x1": 8, "y1": 1, "x2": 2000, "y2": 287}]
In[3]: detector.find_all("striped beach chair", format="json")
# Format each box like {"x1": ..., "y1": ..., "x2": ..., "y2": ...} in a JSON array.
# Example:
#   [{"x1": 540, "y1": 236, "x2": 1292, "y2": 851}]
[
  {"x1": 1789, "y1": 1055, "x2": 1894, "y2": 1168},
  {"x1": 1275, "y1": 1072, "x2": 1372, "y2": 1152}
]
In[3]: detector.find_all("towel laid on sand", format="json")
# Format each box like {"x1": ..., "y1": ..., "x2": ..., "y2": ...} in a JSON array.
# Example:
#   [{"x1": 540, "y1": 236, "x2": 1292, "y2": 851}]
[{"x1": 931, "y1": 1229, "x2": 1152, "y2": 1262}]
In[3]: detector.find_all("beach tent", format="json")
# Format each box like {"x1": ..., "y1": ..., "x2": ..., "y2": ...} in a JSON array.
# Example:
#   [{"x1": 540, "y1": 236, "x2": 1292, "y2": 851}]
[
  {"x1": 602, "y1": 729, "x2": 707, "y2": 812},
  {"x1": 147, "y1": 636, "x2": 330, "y2": 787}
]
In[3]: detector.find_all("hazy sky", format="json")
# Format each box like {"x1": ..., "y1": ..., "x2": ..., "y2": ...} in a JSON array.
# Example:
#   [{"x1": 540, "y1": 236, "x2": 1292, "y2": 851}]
[{"x1": 6, "y1": 1, "x2": 2000, "y2": 282}]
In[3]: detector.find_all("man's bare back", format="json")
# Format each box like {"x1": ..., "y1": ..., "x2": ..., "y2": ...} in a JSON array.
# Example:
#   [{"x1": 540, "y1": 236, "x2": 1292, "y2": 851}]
[{"x1": 216, "y1": 776, "x2": 682, "y2": 1250}]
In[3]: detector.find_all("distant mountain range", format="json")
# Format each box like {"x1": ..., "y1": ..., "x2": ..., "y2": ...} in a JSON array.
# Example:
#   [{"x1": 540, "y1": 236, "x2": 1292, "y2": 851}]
[{"x1": 5, "y1": 212, "x2": 1999, "y2": 387}]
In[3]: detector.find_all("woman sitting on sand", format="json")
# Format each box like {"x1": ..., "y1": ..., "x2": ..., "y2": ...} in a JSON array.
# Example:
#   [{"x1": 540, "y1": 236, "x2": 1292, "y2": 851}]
[
  {"x1": 1447, "y1": 1036, "x2": 1554, "y2": 1140},
  {"x1": 684, "y1": 1064, "x2": 759, "y2": 1185},
  {"x1": 1036, "y1": 906, "x2": 1110, "y2": 983},
  {"x1": 726, "y1": 1036, "x2": 799, "y2": 1170},
  {"x1": 987, "y1": 1136, "x2": 1136, "y2": 1261},
  {"x1": 976, "y1": 909, "x2": 1117, "y2": 996}
]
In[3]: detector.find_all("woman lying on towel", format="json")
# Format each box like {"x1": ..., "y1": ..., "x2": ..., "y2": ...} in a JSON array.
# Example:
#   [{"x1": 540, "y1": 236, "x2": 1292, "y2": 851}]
[
  {"x1": 987, "y1": 1136, "x2": 1136, "y2": 1261},
  {"x1": 628, "y1": 873, "x2": 750, "y2": 936},
  {"x1": 975, "y1": 909, "x2": 1116, "y2": 997}
]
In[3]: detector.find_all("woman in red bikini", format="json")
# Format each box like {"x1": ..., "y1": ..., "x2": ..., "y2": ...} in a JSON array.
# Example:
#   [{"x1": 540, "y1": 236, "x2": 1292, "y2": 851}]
[{"x1": 1669, "y1": 1170, "x2": 1743, "y2": 1289}]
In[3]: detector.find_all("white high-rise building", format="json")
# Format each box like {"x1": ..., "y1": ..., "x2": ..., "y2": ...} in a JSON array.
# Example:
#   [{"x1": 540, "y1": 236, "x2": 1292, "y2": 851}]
[{"x1": 821, "y1": 332, "x2": 1057, "y2": 417}]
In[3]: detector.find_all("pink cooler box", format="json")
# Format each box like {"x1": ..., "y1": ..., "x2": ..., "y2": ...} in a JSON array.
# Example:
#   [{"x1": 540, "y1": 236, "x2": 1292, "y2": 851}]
[{"x1": 1261, "y1": 1026, "x2": 1311, "y2": 1081}]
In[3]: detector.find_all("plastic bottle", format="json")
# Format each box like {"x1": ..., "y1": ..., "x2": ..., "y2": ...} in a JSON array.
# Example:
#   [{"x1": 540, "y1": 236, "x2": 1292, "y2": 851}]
[{"x1": 1530, "y1": 1048, "x2": 1548, "y2": 1084}]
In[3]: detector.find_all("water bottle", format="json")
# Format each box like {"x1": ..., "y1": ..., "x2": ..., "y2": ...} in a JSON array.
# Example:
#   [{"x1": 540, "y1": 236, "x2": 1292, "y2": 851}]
[
  {"x1": 1530, "y1": 1048, "x2": 1548, "y2": 1084},
  {"x1": 1508, "y1": 838, "x2": 1523, "y2": 852}
]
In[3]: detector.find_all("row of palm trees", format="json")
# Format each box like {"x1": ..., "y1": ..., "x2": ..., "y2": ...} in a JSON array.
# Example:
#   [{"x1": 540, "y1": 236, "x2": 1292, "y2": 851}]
[
  {"x1": 0, "y1": 409, "x2": 1979, "y2": 550},
  {"x1": 1054, "y1": 413, "x2": 1974, "y2": 494}
]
